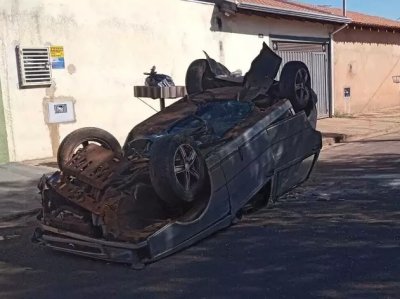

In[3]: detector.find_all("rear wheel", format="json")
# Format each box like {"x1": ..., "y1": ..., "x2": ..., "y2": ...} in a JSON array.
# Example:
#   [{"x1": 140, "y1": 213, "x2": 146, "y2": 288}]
[
  {"x1": 57, "y1": 127, "x2": 122, "y2": 170},
  {"x1": 185, "y1": 59, "x2": 208, "y2": 95},
  {"x1": 306, "y1": 103, "x2": 317, "y2": 129},
  {"x1": 185, "y1": 59, "x2": 232, "y2": 95},
  {"x1": 149, "y1": 135, "x2": 206, "y2": 206},
  {"x1": 279, "y1": 61, "x2": 312, "y2": 112}
]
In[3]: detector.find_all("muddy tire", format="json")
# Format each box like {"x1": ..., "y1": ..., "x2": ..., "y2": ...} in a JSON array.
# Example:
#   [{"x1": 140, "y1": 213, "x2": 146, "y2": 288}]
[
  {"x1": 279, "y1": 61, "x2": 312, "y2": 112},
  {"x1": 149, "y1": 135, "x2": 206, "y2": 206},
  {"x1": 57, "y1": 127, "x2": 122, "y2": 170}
]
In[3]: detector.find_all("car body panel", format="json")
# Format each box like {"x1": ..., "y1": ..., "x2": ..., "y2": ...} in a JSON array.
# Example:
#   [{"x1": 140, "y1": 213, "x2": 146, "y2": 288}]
[
  {"x1": 147, "y1": 186, "x2": 231, "y2": 259},
  {"x1": 33, "y1": 99, "x2": 321, "y2": 267},
  {"x1": 33, "y1": 43, "x2": 322, "y2": 267}
]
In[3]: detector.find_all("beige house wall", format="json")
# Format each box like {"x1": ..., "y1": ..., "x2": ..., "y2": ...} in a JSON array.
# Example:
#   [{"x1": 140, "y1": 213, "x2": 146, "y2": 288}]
[
  {"x1": 333, "y1": 28, "x2": 400, "y2": 115},
  {"x1": 0, "y1": 0, "x2": 332, "y2": 161}
]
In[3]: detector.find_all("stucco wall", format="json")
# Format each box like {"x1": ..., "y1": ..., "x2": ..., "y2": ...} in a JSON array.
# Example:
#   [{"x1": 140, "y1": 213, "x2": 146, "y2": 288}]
[
  {"x1": 333, "y1": 28, "x2": 400, "y2": 114},
  {"x1": 0, "y1": 81, "x2": 8, "y2": 163},
  {"x1": 0, "y1": 0, "x2": 331, "y2": 161}
]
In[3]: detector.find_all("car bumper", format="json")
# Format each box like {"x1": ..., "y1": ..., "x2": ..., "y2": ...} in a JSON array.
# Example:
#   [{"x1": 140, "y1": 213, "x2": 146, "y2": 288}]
[{"x1": 32, "y1": 223, "x2": 148, "y2": 269}]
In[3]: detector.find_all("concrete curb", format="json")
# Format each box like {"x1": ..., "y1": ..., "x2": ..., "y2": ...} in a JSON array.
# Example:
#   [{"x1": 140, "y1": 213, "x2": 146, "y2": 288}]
[{"x1": 322, "y1": 126, "x2": 400, "y2": 149}]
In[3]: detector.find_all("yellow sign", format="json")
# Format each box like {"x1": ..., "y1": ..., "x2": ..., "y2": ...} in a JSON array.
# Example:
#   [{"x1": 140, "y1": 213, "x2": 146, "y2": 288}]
[{"x1": 50, "y1": 46, "x2": 64, "y2": 58}]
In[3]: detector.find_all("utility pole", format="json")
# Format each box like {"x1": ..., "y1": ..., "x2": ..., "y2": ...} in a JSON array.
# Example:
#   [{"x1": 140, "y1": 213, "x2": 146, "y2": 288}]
[{"x1": 343, "y1": 0, "x2": 347, "y2": 16}]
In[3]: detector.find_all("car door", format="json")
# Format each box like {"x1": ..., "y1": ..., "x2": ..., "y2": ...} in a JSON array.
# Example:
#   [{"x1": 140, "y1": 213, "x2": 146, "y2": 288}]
[{"x1": 266, "y1": 111, "x2": 322, "y2": 198}]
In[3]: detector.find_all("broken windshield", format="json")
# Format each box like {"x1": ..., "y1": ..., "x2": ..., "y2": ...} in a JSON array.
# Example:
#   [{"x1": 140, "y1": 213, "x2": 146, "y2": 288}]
[{"x1": 168, "y1": 100, "x2": 253, "y2": 137}]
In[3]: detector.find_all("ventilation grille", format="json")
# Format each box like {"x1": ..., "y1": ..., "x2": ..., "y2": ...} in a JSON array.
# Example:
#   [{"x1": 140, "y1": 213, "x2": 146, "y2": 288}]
[{"x1": 16, "y1": 46, "x2": 52, "y2": 88}]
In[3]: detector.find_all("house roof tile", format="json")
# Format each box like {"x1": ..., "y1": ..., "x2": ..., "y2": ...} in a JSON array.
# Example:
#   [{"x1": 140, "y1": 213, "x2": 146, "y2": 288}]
[
  {"x1": 319, "y1": 7, "x2": 400, "y2": 30},
  {"x1": 240, "y1": 0, "x2": 330, "y2": 14},
  {"x1": 238, "y1": 0, "x2": 400, "y2": 30}
]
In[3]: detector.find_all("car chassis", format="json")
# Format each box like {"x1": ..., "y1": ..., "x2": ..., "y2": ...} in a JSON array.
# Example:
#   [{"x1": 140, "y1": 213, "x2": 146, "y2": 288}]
[{"x1": 33, "y1": 43, "x2": 322, "y2": 268}]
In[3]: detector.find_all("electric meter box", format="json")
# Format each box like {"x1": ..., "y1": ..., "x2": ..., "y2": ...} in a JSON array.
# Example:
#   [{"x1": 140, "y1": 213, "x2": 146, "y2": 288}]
[{"x1": 47, "y1": 100, "x2": 75, "y2": 123}]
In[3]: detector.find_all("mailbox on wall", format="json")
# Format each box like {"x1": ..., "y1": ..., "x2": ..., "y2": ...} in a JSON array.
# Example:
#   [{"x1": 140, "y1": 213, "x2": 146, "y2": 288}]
[
  {"x1": 47, "y1": 100, "x2": 75, "y2": 123},
  {"x1": 344, "y1": 87, "x2": 351, "y2": 101}
]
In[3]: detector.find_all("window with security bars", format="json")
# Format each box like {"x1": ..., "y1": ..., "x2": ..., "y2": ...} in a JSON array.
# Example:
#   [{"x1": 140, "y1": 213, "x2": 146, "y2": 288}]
[{"x1": 16, "y1": 46, "x2": 52, "y2": 88}]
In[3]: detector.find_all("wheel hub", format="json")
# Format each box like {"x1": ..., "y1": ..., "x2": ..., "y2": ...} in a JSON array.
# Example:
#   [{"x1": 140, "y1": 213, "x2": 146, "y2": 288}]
[{"x1": 174, "y1": 144, "x2": 200, "y2": 191}]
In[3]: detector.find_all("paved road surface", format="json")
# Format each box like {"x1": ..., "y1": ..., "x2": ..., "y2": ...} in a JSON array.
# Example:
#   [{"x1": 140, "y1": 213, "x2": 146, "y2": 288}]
[
  {"x1": 0, "y1": 132, "x2": 399, "y2": 299},
  {"x1": 0, "y1": 163, "x2": 54, "y2": 222}
]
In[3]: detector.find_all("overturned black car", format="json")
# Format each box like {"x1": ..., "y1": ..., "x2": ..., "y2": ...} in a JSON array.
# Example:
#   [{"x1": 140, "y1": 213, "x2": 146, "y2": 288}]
[{"x1": 33, "y1": 43, "x2": 322, "y2": 268}]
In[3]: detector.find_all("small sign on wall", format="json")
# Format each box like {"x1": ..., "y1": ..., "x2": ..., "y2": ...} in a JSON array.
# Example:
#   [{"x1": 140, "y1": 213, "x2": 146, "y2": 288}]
[{"x1": 50, "y1": 46, "x2": 65, "y2": 69}]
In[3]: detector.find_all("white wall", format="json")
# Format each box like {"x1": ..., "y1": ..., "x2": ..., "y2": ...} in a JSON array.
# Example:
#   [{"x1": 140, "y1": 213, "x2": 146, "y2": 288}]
[{"x1": 0, "y1": 0, "x2": 331, "y2": 161}]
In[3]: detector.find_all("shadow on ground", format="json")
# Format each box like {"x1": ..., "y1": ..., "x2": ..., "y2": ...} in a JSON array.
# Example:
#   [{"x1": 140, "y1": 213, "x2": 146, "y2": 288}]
[
  {"x1": 0, "y1": 150, "x2": 399, "y2": 299},
  {"x1": 38, "y1": 161, "x2": 58, "y2": 168},
  {"x1": 0, "y1": 179, "x2": 41, "y2": 221}
]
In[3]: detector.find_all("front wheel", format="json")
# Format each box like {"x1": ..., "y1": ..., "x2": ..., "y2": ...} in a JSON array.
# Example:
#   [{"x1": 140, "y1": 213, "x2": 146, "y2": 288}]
[{"x1": 57, "y1": 127, "x2": 122, "y2": 170}]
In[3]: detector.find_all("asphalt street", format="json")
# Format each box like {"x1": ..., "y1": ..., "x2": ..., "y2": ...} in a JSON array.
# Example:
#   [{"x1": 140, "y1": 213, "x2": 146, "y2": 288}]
[
  {"x1": 0, "y1": 132, "x2": 399, "y2": 299},
  {"x1": 0, "y1": 163, "x2": 54, "y2": 222}
]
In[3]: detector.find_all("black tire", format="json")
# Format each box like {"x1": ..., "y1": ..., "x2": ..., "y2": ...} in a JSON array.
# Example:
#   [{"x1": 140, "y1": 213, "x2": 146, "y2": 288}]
[
  {"x1": 307, "y1": 102, "x2": 317, "y2": 129},
  {"x1": 185, "y1": 59, "x2": 208, "y2": 95},
  {"x1": 57, "y1": 127, "x2": 122, "y2": 170},
  {"x1": 279, "y1": 61, "x2": 312, "y2": 112},
  {"x1": 305, "y1": 89, "x2": 318, "y2": 129},
  {"x1": 149, "y1": 135, "x2": 206, "y2": 206},
  {"x1": 185, "y1": 59, "x2": 231, "y2": 95}
]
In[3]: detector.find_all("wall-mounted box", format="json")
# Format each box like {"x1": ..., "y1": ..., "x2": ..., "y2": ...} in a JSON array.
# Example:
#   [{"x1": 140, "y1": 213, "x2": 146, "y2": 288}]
[
  {"x1": 344, "y1": 87, "x2": 351, "y2": 101},
  {"x1": 47, "y1": 101, "x2": 75, "y2": 123}
]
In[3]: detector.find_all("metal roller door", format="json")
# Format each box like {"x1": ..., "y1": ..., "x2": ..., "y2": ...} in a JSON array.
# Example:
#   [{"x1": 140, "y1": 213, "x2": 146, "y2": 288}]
[{"x1": 273, "y1": 41, "x2": 330, "y2": 118}]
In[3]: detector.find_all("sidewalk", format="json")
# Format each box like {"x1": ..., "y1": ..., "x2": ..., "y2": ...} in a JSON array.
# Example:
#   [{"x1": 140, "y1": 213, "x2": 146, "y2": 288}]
[
  {"x1": 317, "y1": 106, "x2": 400, "y2": 147},
  {"x1": 1, "y1": 105, "x2": 399, "y2": 224}
]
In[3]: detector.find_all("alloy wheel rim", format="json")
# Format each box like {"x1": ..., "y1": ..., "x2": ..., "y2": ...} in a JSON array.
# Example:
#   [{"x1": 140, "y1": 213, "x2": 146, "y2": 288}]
[
  {"x1": 173, "y1": 144, "x2": 201, "y2": 191},
  {"x1": 294, "y1": 68, "x2": 310, "y2": 103}
]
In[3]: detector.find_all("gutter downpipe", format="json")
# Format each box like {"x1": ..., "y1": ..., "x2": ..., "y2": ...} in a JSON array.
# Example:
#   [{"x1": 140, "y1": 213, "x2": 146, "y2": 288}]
[
  {"x1": 329, "y1": 24, "x2": 348, "y2": 117},
  {"x1": 343, "y1": 0, "x2": 347, "y2": 17}
]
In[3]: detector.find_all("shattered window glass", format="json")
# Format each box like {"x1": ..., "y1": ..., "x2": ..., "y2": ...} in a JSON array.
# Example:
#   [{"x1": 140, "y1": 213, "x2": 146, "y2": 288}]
[{"x1": 169, "y1": 101, "x2": 253, "y2": 137}]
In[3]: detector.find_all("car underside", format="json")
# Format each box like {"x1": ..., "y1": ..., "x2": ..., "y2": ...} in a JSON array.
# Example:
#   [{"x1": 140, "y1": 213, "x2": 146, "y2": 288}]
[{"x1": 33, "y1": 43, "x2": 322, "y2": 268}]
